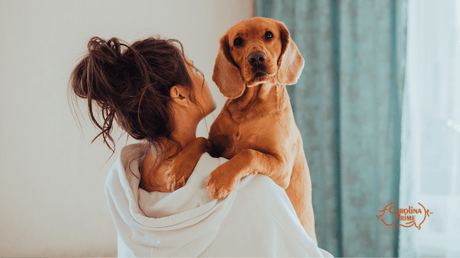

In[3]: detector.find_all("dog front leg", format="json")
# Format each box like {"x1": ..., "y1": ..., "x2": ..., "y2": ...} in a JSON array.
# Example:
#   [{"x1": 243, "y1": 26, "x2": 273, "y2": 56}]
[
  {"x1": 205, "y1": 149, "x2": 292, "y2": 199},
  {"x1": 165, "y1": 137, "x2": 208, "y2": 191}
]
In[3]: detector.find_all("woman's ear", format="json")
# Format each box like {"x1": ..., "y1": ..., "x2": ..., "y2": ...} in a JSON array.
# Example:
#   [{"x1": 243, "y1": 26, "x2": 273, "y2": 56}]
[{"x1": 170, "y1": 85, "x2": 190, "y2": 107}]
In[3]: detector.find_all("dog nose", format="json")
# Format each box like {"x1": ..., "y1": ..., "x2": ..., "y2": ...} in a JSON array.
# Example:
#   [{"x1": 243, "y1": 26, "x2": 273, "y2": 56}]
[{"x1": 247, "y1": 51, "x2": 266, "y2": 67}]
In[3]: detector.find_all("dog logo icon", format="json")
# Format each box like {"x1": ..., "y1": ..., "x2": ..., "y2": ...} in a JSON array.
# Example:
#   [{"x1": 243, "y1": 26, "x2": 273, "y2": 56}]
[{"x1": 376, "y1": 202, "x2": 433, "y2": 232}]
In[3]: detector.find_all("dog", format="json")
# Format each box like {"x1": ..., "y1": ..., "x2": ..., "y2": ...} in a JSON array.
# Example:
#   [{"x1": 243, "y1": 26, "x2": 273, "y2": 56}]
[{"x1": 164, "y1": 17, "x2": 317, "y2": 243}]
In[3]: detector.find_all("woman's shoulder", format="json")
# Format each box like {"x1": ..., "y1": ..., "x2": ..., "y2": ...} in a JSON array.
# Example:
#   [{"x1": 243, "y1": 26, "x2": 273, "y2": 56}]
[
  {"x1": 193, "y1": 152, "x2": 228, "y2": 177},
  {"x1": 237, "y1": 173, "x2": 295, "y2": 216},
  {"x1": 118, "y1": 143, "x2": 150, "y2": 165}
]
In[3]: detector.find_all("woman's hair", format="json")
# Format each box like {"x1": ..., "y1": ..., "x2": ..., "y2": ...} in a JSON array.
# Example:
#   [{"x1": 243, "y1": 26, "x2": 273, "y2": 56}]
[{"x1": 69, "y1": 36, "x2": 202, "y2": 160}]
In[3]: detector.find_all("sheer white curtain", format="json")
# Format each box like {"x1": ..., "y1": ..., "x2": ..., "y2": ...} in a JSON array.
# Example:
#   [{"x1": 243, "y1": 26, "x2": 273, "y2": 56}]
[{"x1": 400, "y1": 0, "x2": 460, "y2": 256}]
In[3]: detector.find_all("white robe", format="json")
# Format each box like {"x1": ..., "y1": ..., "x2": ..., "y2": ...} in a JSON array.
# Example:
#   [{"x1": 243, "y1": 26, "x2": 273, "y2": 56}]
[{"x1": 105, "y1": 143, "x2": 333, "y2": 257}]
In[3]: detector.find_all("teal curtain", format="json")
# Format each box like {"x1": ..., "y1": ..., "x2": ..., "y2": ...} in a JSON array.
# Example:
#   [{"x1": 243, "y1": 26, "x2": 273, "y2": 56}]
[{"x1": 255, "y1": 0, "x2": 407, "y2": 257}]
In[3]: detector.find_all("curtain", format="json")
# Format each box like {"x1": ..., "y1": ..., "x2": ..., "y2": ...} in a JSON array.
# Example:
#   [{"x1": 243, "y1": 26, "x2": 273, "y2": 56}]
[
  {"x1": 400, "y1": 0, "x2": 460, "y2": 256},
  {"x1": 255, "y1": 1, "x2": 407, "y2": 257}
]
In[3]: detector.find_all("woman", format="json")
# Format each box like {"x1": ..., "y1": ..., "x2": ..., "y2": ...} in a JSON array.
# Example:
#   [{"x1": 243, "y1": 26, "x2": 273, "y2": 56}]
[{"x1": 70, "y1": 36, "x2": 332, "y2": 257}]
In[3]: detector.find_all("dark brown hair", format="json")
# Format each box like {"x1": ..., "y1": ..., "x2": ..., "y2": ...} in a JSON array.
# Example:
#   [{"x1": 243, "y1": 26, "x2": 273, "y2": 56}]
[{"x1": 69, "y1": 36, "x2": 201, "y2": 161}]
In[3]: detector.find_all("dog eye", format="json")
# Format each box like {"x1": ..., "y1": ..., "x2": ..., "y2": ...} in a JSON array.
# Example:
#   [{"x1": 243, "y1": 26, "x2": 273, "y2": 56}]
[
  {"x1": 263, "y1": 31, "x2": 274, "y2": 40},
  {"x1": 233, "y1": 37, "x2": 244, "y2": 47}
]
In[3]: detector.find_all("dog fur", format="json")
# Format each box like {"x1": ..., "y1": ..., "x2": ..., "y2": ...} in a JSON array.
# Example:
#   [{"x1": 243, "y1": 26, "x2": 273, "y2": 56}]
[{"x1": 155, "y1": 17, "x2": 317, "y2": 243}]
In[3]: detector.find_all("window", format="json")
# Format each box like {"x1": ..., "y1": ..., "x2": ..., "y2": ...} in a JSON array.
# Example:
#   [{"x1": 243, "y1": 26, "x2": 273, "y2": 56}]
[{"x1": 401, "y1": 0, "x2": 460, "y2": 256}]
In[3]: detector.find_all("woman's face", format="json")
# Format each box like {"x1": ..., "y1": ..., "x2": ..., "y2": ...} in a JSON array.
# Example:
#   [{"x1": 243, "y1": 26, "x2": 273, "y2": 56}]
[{"x1": 184, "y1": 55, "x2": 216, "y2": 118}]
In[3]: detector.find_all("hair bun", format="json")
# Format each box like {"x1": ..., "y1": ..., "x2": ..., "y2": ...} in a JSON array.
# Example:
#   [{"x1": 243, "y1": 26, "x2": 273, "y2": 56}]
[
  {"x1": 87, "y1": 37, "x2": 123, "y2": 62},
  {"x1": 69, "y1": 37, "x2": 125, "y2": 103}
]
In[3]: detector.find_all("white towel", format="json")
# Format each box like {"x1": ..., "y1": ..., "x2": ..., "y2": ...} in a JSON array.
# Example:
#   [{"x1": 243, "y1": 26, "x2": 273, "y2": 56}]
[{"x1": 105, "y1": 143, "x2": 333, "y2": 257}]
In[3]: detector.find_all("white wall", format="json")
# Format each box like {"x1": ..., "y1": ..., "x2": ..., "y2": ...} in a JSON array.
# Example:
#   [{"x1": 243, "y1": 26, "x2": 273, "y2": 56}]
[{"x1": 0, "y1": 0, "x2": 253, "y2": 256}]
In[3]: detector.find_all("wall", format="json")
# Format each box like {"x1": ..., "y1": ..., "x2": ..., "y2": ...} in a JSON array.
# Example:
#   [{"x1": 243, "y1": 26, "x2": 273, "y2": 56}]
[{"x1": 0, "y1": 0, "x2": 253, "y2": 256}]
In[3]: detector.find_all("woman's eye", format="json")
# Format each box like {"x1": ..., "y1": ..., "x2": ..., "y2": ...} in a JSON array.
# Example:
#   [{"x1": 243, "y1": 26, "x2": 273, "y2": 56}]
[
  {"x1": 233, "y1": 37, "x2": 244, "y2": 47},
  {"x1": 263, "y1": 31, "x2": 274, "y2": 40}
]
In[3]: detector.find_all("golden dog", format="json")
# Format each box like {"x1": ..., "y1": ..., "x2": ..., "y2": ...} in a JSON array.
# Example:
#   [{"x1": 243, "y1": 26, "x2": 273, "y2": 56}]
[{"x1": 147, "y1": 17, "x2": 316, "y2": 243}]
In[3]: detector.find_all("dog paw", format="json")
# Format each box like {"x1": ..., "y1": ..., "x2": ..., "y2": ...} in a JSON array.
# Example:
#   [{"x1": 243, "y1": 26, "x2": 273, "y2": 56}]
[
  {"x1": 165, "y1": 160, "x2": 193, "y2": 191},
  {"x1": 165, "y1": 168, "x2": 187, "y2": 191},
  {"x1": 205, "y1": 168, "x2": 239, "y2": 199}
]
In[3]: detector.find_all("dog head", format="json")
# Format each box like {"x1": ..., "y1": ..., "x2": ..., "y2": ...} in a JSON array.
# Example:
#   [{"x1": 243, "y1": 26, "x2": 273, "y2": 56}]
[{"x1": 212, "y1": 17, "x2": 304, "y2": 99}]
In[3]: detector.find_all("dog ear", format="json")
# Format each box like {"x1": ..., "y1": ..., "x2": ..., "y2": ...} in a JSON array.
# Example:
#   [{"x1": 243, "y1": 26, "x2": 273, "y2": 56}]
[
  {"x1": 276, "y1": 22, "x2": 305, "y2": 85},
  {"x1": 212, "y1": 34, "x2": 246, "y2": 99}
]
